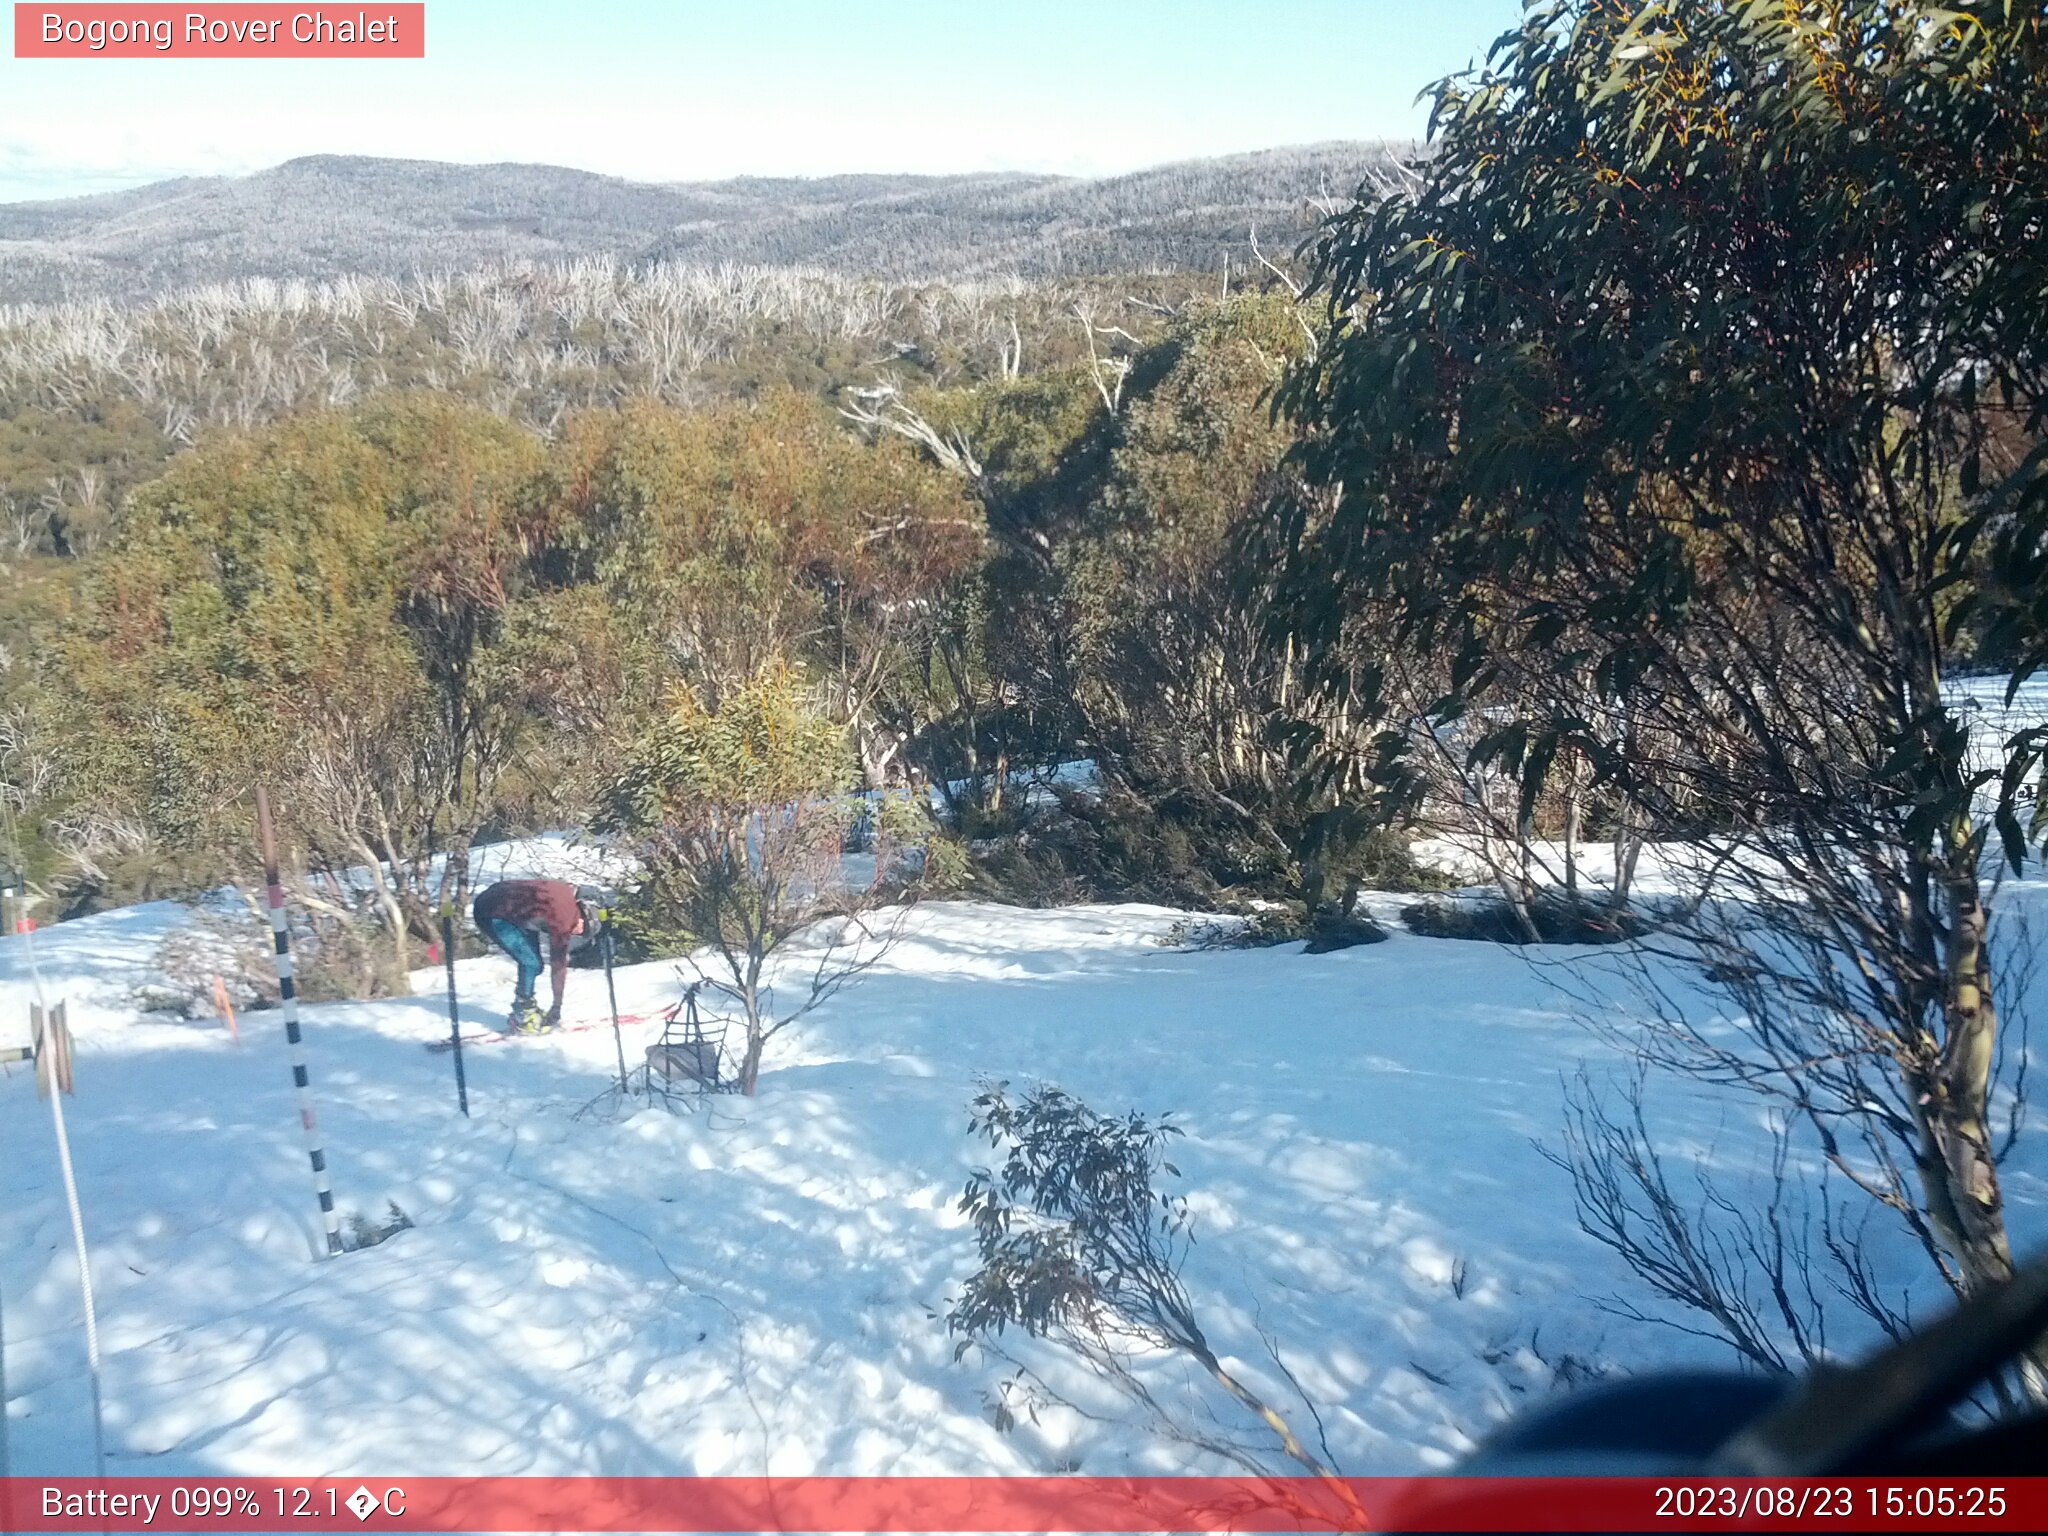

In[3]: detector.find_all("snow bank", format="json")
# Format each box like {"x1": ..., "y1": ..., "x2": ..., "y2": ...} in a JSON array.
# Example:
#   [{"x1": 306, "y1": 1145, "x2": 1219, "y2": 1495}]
[{"x1": 0, "y1": 893, "x2": 1777, "y2": 1478}]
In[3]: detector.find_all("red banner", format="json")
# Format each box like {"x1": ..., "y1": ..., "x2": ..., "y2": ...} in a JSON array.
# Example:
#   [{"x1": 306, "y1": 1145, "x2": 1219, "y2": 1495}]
[
  {"x1": 3, "y1": 1476, "x2": 2046, "y2": 1532},
  {"x1": 13, "y1": 4, "x2": 424, "y2": 58}
]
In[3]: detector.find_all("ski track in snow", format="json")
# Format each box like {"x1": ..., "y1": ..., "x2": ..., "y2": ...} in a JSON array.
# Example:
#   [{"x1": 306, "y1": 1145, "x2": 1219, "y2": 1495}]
[{"x1": 3, "y1": 861, "x2": 2045, "y2": 1477}]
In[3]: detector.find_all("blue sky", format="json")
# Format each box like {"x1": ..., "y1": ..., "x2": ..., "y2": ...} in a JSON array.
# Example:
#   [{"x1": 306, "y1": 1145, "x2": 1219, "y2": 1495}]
[{"x1": 0, "y1": 1, "x2": 1524, "y2": 202}]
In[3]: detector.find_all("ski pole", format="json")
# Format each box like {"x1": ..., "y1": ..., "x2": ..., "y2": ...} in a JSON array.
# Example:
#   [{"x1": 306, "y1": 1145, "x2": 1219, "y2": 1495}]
[
  {"x1": 601, "y1": 917, "x2": 629, "y2": 1096},
  {"x1": 440, "y1": 904, "x2": 469, "y2": 1117}
]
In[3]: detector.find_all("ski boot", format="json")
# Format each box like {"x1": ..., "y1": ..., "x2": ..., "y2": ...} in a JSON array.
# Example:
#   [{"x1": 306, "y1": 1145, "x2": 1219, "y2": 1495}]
[{"x1": 510, "y1": 998, "x2": 546, "y2": 1034}]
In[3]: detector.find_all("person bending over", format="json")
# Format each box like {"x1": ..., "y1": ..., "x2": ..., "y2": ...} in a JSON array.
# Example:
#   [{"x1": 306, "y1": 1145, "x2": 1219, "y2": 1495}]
[{"x1": 471, "y1": 878, "x2": 601, "y2": 1032}]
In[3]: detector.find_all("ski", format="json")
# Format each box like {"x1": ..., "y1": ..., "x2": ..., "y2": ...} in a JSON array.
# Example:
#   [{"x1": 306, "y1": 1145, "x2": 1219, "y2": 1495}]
[{"x1": 424, "y1": 1009, "x2": 657, "y2": 1052}]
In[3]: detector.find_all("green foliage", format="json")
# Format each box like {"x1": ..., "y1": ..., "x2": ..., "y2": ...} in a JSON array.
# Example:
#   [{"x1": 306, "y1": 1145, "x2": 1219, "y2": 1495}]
[
  {"x1": 0, "y1": 267, "x2": 1202, "y2": 557},
  {"x1": 0, "y1": 259, "x2": 1456, "y2": 926},
  {"x1": 1276, "y1": 0, "x2": 2048, "y2": 884},
  {"x1": 891, "y1": 559, "x2": 1081, "y2": 822},
  {"x1": 547, "y1": 389, "x2": 982, "y2": 791},
  {"x1": 596, "y1": 662, "x2": 855, "y2": 961},
  {"x1": 915, "y1": 367, "x2": 1110, "y2": 548},
  {"x1": 598, "y1": 892, "x2": 701, "y2": 966},
  {"x1": 32, "y1": 396, "x2": 561, "y2": 911},
  {"x1": 1052, "y1": 295, "x2": 1389, "y2": 916},
  {"x1": 950, "y1": 1081, "x2": 1191, "y2": 1345},
  {"x1": 0, "y1": 402, "x2": 172, "y2": 555},
  {"x1": 9, "y1": 377, "x2": 992, "y2": 909},
  {"x1": 913, "y1": 825, "x2": 974, "y2": 896},
  {"x1": 4, "y1": 246, "x2": 1418, "y2": 923},
  {"x1": 972, "y1": 784, "x2": 1432, "y2": 919},
  {"x1": 949, "y1": 1078, "x2": 1355, "y2": 1482},
  {"x1": 966, "y1": 787, "x2": 1216, "y2": 909},
  {"x1": 599, "y1": 662, "x2": 853, "y2": 834},
  {"x1": 867, "y1": 788, "x2": 967, "y2": 893},
  {"x1": 1094, "y1": 293, "x2": 1310, "y2": 543},
  {"x1": 597, "y1": 663, "x2": 915, "y2": 1095},
  {"x1": 1278, "y1": 0, "x2": 2048, "y2": 844},
  {"x1": 1276, "y1": 0, "x2": 2048, "y2": 1324},
  {"x1": 1163, "y1": 907, "x2": 1388, "y2": 952}
]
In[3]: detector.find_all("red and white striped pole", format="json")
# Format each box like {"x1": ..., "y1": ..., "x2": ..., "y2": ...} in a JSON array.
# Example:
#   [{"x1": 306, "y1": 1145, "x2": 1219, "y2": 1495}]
[{"x1": 256, "y1": 787, "x2": 342, "y2": 1258}]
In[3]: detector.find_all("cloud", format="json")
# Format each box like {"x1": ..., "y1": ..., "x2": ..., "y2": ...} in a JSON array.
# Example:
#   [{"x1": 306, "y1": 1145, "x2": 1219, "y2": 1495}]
[{"x1": 0, "y1": 135, "x2": 263, "y2": 202}]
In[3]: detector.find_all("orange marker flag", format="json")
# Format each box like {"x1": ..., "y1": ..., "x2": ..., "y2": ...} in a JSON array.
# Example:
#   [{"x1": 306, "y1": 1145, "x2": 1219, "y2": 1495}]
[{"x1": 212, "y1": 973, "x2": 240, "y2": 1044}]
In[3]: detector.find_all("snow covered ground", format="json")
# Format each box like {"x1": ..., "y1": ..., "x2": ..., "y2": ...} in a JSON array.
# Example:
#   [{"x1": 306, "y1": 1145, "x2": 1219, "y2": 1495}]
[{"x1": 2, "y1": 850, "x2": 2044, "y2": 1480}]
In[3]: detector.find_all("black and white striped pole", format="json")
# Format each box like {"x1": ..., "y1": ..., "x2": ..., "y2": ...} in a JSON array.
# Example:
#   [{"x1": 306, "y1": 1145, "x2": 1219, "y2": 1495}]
[{"x1": 255, "y1": 787, "x2": 342, "y2": 1259}]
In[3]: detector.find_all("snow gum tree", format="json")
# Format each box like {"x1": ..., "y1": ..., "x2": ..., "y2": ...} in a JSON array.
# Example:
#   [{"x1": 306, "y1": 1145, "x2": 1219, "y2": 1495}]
[
  {"x1": 1274, "y1": 0, "x2": 2048, "y2": 1360},
  {"x1": 596, "y1": 662, "x2": 913, "y2": 1096},
  {"x1": 1062, "y1": 294, "x2": 1394, "y2": 923}
]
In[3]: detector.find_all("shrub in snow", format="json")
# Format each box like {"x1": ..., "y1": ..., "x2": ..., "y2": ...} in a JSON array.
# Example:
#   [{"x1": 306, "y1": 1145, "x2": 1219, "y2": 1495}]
[
  {"x1": 340, "y1": 1202, "x2": 415, "y2": 1252},
  {"x1": 969, "y1": 787, "x2": 1430, "y2": 923},
  {"x1": 144, "y1": 909, "x2": 275, "y2": 1017},
  {"x1": 950, "y1": 1081, "x2": 1359, "y2": 1498},
  {"x1": 145, "y1": 896, "x2": 407, "y2": 1017},
  {"x1": 1401, "y1": 893, "x2": 1642, "y2": 946},
  {"x1": 596, "y1": 664, "x2": 916, "y2": 1095},
  {"x1": 1162, "y1": 909, "x2": 1386, "y2": 952}
]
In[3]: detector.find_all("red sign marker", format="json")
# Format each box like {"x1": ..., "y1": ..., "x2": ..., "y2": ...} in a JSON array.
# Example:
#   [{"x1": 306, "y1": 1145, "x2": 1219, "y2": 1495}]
[{"x1": 14, "y1": 4, "x2": 425, "y2": 58}]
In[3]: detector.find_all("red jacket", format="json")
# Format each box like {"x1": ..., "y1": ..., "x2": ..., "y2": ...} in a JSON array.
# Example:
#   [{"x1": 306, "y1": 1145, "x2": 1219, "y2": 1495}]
[{"x1": 473, "y1": 879, "x2": 585, "y2": 1008}]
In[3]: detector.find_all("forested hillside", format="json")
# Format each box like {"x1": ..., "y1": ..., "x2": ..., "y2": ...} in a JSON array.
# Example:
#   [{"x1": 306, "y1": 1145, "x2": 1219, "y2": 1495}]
[
  {"x1": 0, "y1": 261, "x2": 1217, "y2": 551},
  {"x1": 0, "y1": 280, "x2": 1342, "y2": 920},
  {"x1": 0, "y1": 142, "x2": 1410, "y2": 303}
]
